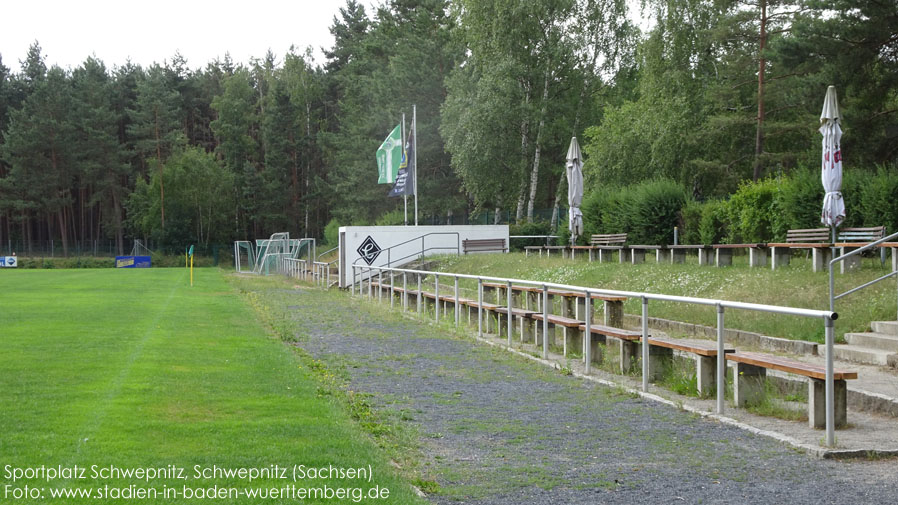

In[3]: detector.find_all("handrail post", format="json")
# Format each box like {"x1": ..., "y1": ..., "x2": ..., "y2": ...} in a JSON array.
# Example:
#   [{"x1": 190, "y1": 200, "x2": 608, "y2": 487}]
[
  {"x1": 367, "y1": 267, "x2": 372, "y2": 299},
  {"x1": 390, "y1": 269, "x2": 395, "y2": 309},
  {"x1": 454, "y1": 276, "x2": 460, "y2": 327},
  {"x1": 435, "y1": 275, "x2": 440, "y2": 322},
  {"x1": 506, "y1": 280, "x2": 513, "y2": 347},
  {"x1": 417, "y1": 274, "x2": 422, "y2": 316},
  {"x1": 403, "y1": 272, "x2": 408, "y2": 311},
  {"x1": 641, "y1": 296, "x2": 649, "y2": 392},
  {"x1": 584, "y1": 290, "x2": 592, "y2": 374},
  {"x1": 478, "y1": 278, "x2": 483, "y2": 336},
  {"x1": 825, "y1": 316, "x2": 835, "y2": 447},
  {"x1": 378, "y1": 270, "x2": 383, "y2": 303},
  {"x1": 716, "y1": 304, "x2": 725, "y2": 414},
  {"x1": 542, "y1": 285, "x2": 549, "y2": 359}
]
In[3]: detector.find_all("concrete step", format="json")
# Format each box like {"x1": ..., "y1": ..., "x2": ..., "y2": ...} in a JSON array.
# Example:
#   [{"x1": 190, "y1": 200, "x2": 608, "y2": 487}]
[
  {"x1": 871, "y1": 321, "x2": 898, "y2": 336},
  {"x1": 844, "y1": 332, "x2": 898, "y2": 352},
  {"x1": 832, "y1": 345, "x2": 895, "y2": 366}
]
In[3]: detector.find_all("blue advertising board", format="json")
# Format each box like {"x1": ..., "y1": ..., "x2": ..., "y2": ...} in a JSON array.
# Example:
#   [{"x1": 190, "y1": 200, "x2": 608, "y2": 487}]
[
  {"x1": 0, "y1": 256, "x2": 17, "y2": 268},
  {"x1": 115, "y1": 256, "x2": 151, "y2": 268}
]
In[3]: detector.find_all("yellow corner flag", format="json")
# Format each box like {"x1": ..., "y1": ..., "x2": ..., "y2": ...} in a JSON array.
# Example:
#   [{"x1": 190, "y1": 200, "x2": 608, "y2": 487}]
[{"x1": 188, "y1": 245, "x2": 195, "y2": 286}]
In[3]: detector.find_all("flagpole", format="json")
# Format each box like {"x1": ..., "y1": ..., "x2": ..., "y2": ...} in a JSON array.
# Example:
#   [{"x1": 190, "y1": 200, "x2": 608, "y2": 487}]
[
  {"x1": 402, "y1": 113, "x2": 407, "y2": 226},
  {"x1": 413, "y1": 104, "x2": 418, "y2": 226}
]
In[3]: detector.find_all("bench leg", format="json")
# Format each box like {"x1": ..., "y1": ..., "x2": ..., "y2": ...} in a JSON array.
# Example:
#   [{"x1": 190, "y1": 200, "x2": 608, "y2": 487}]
[
  {"x1": 561, "y1": 296, "x2": 576, "y2": 318},
  {"x1": 749, "y1": 248, "x2": 768, "y2": 268},
  {"x1": 536, "y1": 322, "x2": 555, "y2": 348},
  {"x1": 656, "y1": 249, "x2": 671, "y2": 263},
  {"x1": 619, "y1": 249, "x2": 631, "y2": 264},
  {"x1": 698, "y1": 248, "x2": 712, "y2": 266},
  {"x1": 696, "y1": 355, "x2": 716, "y2": 395},
  {"x1": 612, "y1": 337, "x2": 638, "y2": 374},
  {"x1": 839, "y1": 247, "x2": 861, "y2": 273},
  {"x1": 631, "y1": 249, "x2": 645, "y2": 264},
  {"x1": 716, "y1": 248, "x2": 733, "y2": 267},
  {"x1": 812, "y1": 247, "x2": 832, "y2": 272},
  {"x1": 809, "y1": 378, "x2": 847, "y2": 429},
  {"x1": 564, "y1": 326, "x2": 583, "y2": 357},
  {"x1": 646, "y1": 344, "x2": 673, "y2": 382},
  {"x1": 733, "y1": 362, "x2": 766, "y2": 407},
  {"x1": 671, "y1": 249, "x2": 686, "y2": 264},
  {"x1": 519, "y1": 316, "x2": 534, "y2": 344},
  {"x1": 771, "y1": 247, "x2": 790, "y2": 270},
  {"x1": 526, "y1": 291, "x2": 539, "y2": 311},
  {"x1": 588, "y1": 332, "x2": 605, "y2": 364},
  {"x1": 604, "y1": 300, "x2": 624, "y2": 328},
  {"x1": 588, "y1": 249, "x2": 594, "y2": 262}
]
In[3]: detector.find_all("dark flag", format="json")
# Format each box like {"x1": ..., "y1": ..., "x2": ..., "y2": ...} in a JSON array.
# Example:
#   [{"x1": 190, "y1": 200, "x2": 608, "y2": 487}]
[{"x1": 388, "y1": 130, "x2": 415, "y2": 197}]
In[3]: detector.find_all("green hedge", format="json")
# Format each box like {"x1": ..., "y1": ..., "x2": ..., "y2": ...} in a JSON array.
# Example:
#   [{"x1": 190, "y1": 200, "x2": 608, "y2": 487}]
[
  {"x1": 676, "y1": 165, "x2": 898, "y2": 244},
  {"x1": 582, "y1": 179, "x2": 687, "y2": 245}
]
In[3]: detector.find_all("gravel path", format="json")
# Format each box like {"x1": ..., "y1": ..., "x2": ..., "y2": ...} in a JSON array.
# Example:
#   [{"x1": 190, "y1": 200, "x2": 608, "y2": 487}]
[{"x1": 284, "y1": 287, "x2": 897, "y2": 504}]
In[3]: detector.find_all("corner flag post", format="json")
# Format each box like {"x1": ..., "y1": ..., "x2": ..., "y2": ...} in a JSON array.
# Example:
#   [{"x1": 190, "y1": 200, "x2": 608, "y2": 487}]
[
  {"x1": 189, "y1": 245, "x2": 195, "y2": 286},
  {"x1": 413, "y1": 104, "x2": 418, "y2": 226}
]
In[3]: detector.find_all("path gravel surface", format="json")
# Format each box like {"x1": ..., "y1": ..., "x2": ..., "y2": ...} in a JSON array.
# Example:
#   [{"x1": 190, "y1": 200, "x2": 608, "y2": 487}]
[{"x1": 284, "y1": 287, "x2": 897, "y2": 504}]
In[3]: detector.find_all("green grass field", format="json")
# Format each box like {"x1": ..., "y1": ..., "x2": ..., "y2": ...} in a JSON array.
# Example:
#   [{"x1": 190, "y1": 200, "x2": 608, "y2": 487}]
[
  {"x1": 0, "y1": 268, "x2": 422, "y2": 504},
  {"x1": 432, "y1": 252, "x2": 897, "y2": 343}
]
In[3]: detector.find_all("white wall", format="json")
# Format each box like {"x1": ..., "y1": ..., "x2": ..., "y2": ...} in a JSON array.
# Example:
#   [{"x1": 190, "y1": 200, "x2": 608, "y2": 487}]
[{"x1": 338, "y1": 225, "x2": 508, "y2": 288}]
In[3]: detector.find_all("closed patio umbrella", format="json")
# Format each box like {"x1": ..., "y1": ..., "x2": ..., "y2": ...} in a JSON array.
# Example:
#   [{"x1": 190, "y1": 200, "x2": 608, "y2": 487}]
[
  {"x1": 566, "y1": 137, "x2": 584, "y2": 245},
  {"x1": 820, "y1": 86, "x2": 845, "y2": 234}
]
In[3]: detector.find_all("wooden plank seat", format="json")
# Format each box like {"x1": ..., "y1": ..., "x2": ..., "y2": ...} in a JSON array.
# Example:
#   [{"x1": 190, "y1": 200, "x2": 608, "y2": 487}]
[
  {"x1": 726, "y1": 351, "x2": 858, "y2": 428},
  {"x1": 768, "y1": 228, "x2": 831, "y2": 271},
  {"x1": 579, "y1": 323, "x2": 645, "y2": 374},
  {"x1": 627, "y1": 244, "x2": 666, "y2": 264},
  {"x1": 493, "y1": 306, "x2": 540, "y2": 343},
  {"x1": 524, "y1": 245, "x2": 544, "y2": 257},
  {"x1": 668, "y1": 244, "x2": 713, "y2": 265},
  {"x1": 835, "y1": 226, "x2": 887, "y2": 272},
  {"x1": 588, "y1": 233, "x2": 629, "y2": 262},
  {"x1": 712, "y1": 243, "x2": 767, "y2": 267},
  {"x1": 646, "y1": 338, "x2": 735, "y2": 393},
  {"x1": 532, "y1": 313, "x2": 584, "y2": 354},
  {"x1": 546, "y1": 289, "x2": 626, "y2": 328},
  {"x1": 463, "y1": 238, "x2": 507, "y2": 254}
]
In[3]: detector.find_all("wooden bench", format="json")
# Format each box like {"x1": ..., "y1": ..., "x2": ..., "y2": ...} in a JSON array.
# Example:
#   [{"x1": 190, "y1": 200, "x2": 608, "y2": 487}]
[
  {"x1": 768, "y1": 228, "x2": 831, "y2": 271},
  {"x1": 493, "y1": 306, "x2": 540, "y2": 343},
  {"x1": 726, "y1": 351, "x2": 857, "y2": 428},
  {"x1": 668, "y1": 244, "x2": 713, "y2": 265},
  {"x1": 712, "y1": 243, "x2": 768, "y2": 267},
  {"x1": 578, "y1": 323, "x2": 645, "y2": 374},
  {"x1": 627, "y1": 244, "x2": 665, "y2": 264},
  {"x1": 532, "y1": 313, "x2": 583, "y2": 354},
  {"x1": 589, "y1": 233, "x2": 629, "y2": 262},
  {"x1": 835, "y1": 226, "x2": 887, "y2": 272},
  {"x1": 646, "y1": 338, "x2": 734, "y2": 393},
  {"x1": 463, "y1": 238, "x2": 507, "y2": 254}
]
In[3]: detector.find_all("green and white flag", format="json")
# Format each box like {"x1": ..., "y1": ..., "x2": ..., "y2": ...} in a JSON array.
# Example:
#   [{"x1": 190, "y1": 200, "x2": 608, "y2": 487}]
[{"x1": 376, "y1": 124, "x2": 402, "y2": 184}]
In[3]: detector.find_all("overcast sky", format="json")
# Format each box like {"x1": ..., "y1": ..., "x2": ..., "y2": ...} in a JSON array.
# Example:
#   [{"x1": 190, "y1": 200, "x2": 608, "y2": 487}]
[{"x1": 1, "y1": 0, "x2": 360, "y2": 72}]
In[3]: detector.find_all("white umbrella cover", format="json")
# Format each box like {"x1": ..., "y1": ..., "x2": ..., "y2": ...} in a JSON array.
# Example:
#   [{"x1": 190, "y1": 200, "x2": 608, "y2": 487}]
[
  {"x1": 566, "y1": 137, "x2": 584, "y2": 244},
  {"x1": 820, "y1": 86, "x2": 845, "y2": 228}
]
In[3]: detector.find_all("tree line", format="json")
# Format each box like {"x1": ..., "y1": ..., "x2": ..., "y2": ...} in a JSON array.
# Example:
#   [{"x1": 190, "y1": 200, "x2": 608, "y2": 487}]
[{"x1": 0, "y1": 0, "x2": 895, "y2": 255}]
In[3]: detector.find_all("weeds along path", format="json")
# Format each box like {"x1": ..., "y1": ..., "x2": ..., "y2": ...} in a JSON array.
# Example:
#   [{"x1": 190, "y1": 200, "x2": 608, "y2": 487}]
[{"x1": 245, "y1": 279, "x2": 897, "y2": 504}]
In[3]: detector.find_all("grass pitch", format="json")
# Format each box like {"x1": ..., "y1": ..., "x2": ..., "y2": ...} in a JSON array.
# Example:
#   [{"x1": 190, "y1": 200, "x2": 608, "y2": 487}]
[{"x1": 0, "y1": 268, "x2": 422, "y2": 503}]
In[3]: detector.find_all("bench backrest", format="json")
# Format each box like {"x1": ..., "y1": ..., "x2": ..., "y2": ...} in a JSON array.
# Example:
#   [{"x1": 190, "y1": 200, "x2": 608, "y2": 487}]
[
  {"x1": 786, "y1": 228, "x2": 830, "y2": 243},
  {"x1": 462, "y1": 238, "x2": 506, "y2": 252},
  {"x1": 837, "y1": 226, "x2": 885, "y2": 242},
  {"x1": 590, "y1": 233, "x2": 627, "y2": 246}
]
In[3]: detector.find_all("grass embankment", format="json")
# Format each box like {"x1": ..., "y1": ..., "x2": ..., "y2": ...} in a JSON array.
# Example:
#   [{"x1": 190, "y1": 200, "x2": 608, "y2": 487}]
[
  {"x1": 429, "y1": 252, "x2": 896, "y2": 343},
  {"x1": 0, "y1": 268, "x2": 423, "y2": 504}
]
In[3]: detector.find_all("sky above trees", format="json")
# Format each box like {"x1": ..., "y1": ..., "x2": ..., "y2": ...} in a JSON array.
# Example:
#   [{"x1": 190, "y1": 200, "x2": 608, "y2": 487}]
[{"x1": 1, "y1": 0, "x2": 351, "y2": 72}]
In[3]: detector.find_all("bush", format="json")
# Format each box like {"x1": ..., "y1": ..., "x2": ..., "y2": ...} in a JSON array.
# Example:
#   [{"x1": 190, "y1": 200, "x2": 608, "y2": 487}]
[
  {"x1": 375, "y1": 209, "x2": 405, "y2": 226},
  {"x1": 508, "y1": 220, "x2": 552, "y2": 250},
  {"x1": 859, "y1": 165, "x2": 898, "y2": 231},
  {"x1": 726, "y1": 178, "x2": 778, "y2": 243},
  {"x1": 323, "y1": 218, "x2": 341, "y2": 247},
  {"x1": 679, "y1": 200, "x2": 703, "y2": 245},
  {"x1": 699, "y1": 200, "x2": 728, "y2": 245},
  {"x1": 628, "y1": 179, "x2": 687, "y2": 244}
]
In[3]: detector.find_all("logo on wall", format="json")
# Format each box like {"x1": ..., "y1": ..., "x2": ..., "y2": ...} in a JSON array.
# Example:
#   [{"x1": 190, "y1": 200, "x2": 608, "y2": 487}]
[{"x1": 357, "y1": 236, "x2": 383, "y2": 265}]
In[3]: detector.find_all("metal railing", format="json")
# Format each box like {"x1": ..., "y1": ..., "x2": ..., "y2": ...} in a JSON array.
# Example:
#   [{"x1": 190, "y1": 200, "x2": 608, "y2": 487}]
[
  {"x1": 280, "y1": 257, "x2": 339, "y2": 288},
  {"x1": 829, "y1": 230, "x2": 898, "y2": 318},
  {"x1": 353, "y1": 263, "x2": 841, "y2": 447},
  {"x1": 351, "y1": 232, "x2": 461, "y2": 275}
]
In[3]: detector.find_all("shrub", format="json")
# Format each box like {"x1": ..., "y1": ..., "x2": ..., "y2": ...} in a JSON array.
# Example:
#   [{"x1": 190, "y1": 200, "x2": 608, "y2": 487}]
[
  {"x1": 509, "y1": 220, "x2": 552, "y2": 250},
  {"x1": 628, "y1": 179, "x2": 687, "y2": 245},
  {"x1": 726, "y1": 178, "x2": 778, "y2": 243},
  {"x1": 323, "y1": 218, "x2": 341, "y2": 247},
  {"x1": 859, "y1": 165, "x2": 898, "y2": 231},
  {"x1": 699, "y1": 200, "x2": 728, "y2": 245},
  {"x1": 679, "y1": 200, "x2": 703, "y2": 244}
]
